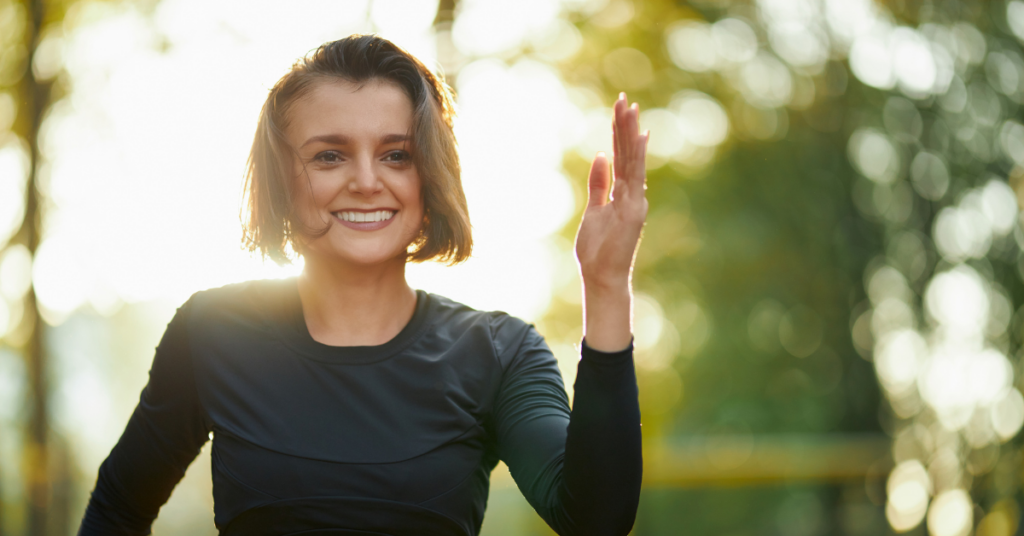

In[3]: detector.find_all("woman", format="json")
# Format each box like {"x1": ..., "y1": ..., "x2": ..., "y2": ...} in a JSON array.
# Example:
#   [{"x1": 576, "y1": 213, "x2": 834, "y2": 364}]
[{"x1": 78, "y1": 35, "x2": 647, "y2": 536}]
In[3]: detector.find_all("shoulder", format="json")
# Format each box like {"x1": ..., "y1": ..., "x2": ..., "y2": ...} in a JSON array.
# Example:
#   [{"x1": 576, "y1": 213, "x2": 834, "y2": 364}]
[
  {"x1": 189, "y1": 278, "x2": 293, "y2": 308},
  {"x1": 185, "y1": 278, "x2": 296, "y2": 330},
  {"x1": 425, "y1": 292, "x2": 546, "y2": 364}
]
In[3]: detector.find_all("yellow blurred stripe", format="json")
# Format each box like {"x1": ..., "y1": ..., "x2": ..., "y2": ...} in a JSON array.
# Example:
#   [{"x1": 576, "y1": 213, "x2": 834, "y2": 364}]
[
  {"x1": 643, "y1": 434, "x2": 892, "y2": 487},
  {"x1": 490, "y1": 434, "x2": 892, "y2": 489}
]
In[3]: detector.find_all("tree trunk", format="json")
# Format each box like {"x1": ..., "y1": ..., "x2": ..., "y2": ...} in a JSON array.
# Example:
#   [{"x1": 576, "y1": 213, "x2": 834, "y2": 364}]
[
  {"x1": 433, "y1": 0, "x2": 459, "y2": 86},
  {"x1": 17, "y1": 0, "x2": 53, "y2": 534}
]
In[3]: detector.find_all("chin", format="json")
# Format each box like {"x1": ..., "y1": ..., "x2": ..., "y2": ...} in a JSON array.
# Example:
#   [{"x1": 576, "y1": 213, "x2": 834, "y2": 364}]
[{"x1": 310, "y1": 247, "x2": 409, "y2": 268}]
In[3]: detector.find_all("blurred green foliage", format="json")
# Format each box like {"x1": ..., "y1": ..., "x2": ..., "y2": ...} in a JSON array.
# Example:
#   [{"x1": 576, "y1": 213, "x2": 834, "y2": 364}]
[{"x1": 531, "y1": 0, "x2": 1024, "y2": 534}]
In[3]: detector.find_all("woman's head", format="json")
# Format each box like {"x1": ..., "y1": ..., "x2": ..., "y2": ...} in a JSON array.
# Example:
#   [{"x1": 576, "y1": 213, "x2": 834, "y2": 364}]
[{"x1": 243, "y1": 35, "x2": 472, "y2": 265}]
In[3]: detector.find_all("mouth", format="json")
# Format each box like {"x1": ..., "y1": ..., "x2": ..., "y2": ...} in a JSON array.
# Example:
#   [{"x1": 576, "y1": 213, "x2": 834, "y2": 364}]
[{"x1": 331, "y1": 210, "x2": 397, "y2": 223}]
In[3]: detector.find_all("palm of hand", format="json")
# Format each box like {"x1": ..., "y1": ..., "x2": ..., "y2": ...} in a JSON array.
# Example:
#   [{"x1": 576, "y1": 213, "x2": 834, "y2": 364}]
[{"x1": 575, "y1": 94, "x2": 650, "y2": 289}]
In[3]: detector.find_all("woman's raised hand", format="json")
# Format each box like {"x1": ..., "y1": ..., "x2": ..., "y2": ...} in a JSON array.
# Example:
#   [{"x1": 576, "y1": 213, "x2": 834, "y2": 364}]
[{"x1": 574, "y1": 93, "x2": 649, "y2": 353}]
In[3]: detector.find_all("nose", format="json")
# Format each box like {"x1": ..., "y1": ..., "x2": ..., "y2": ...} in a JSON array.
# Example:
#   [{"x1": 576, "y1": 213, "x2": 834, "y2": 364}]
[{"x1": 347, "y1": 154, "x2": 383, "y2": 196}]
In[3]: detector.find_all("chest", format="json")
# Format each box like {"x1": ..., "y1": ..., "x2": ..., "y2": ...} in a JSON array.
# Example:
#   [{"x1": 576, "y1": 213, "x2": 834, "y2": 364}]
[{"x1": 190, "y1": 325, "x2": 503, "y2": 463}]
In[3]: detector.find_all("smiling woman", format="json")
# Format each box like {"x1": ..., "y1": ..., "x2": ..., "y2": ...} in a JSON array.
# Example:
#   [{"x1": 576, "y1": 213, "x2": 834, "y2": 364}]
[
  {"x1": 76, "y1": 34, "x2": 647, "y2": 536},
  {"x1": 243, "y1": 38, "x2": 469, "y2": 269}
]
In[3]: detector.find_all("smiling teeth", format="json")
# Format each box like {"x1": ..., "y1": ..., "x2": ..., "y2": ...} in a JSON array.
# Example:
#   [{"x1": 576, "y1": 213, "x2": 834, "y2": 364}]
[{"x1": 335, "y1": 210, "x2": 396, "y2": 223}]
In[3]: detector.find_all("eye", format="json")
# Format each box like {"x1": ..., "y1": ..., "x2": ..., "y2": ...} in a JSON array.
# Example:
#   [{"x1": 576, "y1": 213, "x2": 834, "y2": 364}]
[
  {"x1": 383, "y1": 150, "x2": 411, "y2": 164},
  {"x1": 313, "y1": 150, "x2": 343, "y2": 164}
]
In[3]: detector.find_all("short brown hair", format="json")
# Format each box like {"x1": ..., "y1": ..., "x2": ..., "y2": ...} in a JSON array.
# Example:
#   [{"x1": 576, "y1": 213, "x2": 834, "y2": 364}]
[{"x1": 242, "y1": 34, "x2": 472, "y2": 265}]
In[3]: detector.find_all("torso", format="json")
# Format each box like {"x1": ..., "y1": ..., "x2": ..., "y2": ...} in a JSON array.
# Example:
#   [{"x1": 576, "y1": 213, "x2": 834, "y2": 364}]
[{"x1": 186, "y1": 279, "x2": 536, "y2": 535}]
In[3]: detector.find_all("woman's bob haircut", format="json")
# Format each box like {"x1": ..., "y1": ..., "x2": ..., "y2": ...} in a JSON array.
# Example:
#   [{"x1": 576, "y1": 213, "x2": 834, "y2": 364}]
[{"x1": 242, "y1": 34, "x2": 472, "y2": 265}]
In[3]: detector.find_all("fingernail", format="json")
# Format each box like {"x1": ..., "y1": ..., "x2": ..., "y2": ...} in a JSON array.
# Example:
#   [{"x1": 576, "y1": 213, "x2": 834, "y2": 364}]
[
  {"x1": 619, "y1": 92, "x2": 626, "y2": 101},
  {"x1": 631, "y1": 103, "x2": 639, "y2": 111},
  {"x1": 597, "y1": 151, "x2": 606, "y2": 158}
]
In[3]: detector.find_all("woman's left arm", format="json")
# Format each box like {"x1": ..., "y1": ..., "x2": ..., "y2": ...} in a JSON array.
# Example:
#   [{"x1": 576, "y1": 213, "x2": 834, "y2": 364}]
[
  {"x1": 491, "y1": 324, "x2": 641, "y2": 536},
  {"x1": 494, "y1": 93, "x2": 647, "y2": 536},
  {"x1": 561, "y1": 91, "x2": 648, "y2": 533}
]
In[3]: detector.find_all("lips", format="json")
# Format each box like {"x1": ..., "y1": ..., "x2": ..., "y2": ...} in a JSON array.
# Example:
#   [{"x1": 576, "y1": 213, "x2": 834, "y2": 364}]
[
  {"x1": 331, "y1": 209, "x2": 397, "y2": 231},
  {"x1": 333, "y1": 210, "x2": 396, "y2": 223}
]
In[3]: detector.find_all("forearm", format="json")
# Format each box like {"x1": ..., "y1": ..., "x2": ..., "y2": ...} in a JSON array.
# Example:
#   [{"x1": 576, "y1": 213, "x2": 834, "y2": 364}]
[
  {"x1": 553, "y1": 341, "x2": 642, "y2": 536},
  {"x1": 493, "y1": 322, "x2": 642, "y2": 536},
  {"x1": 582, "y1": 279, "x2": 633, "y2": 353}
]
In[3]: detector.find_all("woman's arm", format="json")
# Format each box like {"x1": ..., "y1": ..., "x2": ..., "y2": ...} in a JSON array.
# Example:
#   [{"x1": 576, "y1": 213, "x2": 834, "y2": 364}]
[
  {"x1": 493, "y1": 93, "x2": 647, "y2": 536},
  {"x1": 77, "y1": 299, "x2": 211, "y2": 535},
  {"x1": 491, "y1": 323, "x2": 640, "y2": 536},
  {"x1": 574, "y1": 93, "x2": 649, "y2": 352}
]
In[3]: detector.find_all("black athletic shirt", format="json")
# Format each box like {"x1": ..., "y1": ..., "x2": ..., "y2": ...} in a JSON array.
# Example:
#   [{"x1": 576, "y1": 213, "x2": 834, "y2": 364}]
[{"x1": 76, "y1": 278, "x2": 642, "y2": 536}]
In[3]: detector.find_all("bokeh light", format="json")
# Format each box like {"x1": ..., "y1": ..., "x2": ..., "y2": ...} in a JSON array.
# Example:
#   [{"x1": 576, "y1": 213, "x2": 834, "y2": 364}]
[{"x1": 886, "y1": 460, "x2": 931, "y2": 531}]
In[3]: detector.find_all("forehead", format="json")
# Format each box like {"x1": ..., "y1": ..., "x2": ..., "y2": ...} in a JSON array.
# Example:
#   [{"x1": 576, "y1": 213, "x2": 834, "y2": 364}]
[{"x1": 285, "y1": 79, "x2": 414, "y2": 141}]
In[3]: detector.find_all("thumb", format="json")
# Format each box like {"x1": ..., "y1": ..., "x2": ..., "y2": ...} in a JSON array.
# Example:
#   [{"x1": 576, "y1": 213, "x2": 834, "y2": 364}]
[{"x1": 587, "y1": 152, "x2": 611, "y2": 208}]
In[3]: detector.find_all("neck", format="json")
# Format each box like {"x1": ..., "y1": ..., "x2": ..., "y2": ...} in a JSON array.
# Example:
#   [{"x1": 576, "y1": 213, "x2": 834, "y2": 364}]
[{"x1": 297, "y1": 255, "x2": 417, "y2": 347}]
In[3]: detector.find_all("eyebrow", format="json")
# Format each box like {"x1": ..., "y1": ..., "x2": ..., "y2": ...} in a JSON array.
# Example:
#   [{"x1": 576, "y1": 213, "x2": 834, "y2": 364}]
[{"x1": 300, "y1": 133, "x2": 411, "y2": 149}]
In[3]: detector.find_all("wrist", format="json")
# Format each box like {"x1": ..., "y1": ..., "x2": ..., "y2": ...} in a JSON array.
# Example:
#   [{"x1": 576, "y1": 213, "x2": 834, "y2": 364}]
[
  {"x1": 582, "y1": 287, "x2": 632, "y2": 353},
  {"x1": 584, "y1": 289, "x2": 631, "y2": 314},
  {"x1": 582, "y1": 275, "x2": 630, "y2": 297},
  {"x1": 582, "y1": 336, "x2": 634, "y2": 355}
]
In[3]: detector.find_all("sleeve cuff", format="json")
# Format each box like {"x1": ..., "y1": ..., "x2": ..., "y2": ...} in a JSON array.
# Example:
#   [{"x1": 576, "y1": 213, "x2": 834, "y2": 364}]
[{"x1": 580, "y1": 337, "x2": 634, "y2": 363}]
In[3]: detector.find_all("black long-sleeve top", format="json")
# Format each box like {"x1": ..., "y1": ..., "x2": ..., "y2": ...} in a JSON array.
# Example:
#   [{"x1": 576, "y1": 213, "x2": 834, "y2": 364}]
[{"x1": 77, "y1": 278, "x2": 642, "y2": 536}]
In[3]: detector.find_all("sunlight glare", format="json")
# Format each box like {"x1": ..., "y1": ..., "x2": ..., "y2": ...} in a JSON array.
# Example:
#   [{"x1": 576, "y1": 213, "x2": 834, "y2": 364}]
[
  {"x1": 451, "y1": 0, "x2": 561, "y2": 57},
  {"x1": 410, "y1": 56, "x2": 578, "y2": 320}
]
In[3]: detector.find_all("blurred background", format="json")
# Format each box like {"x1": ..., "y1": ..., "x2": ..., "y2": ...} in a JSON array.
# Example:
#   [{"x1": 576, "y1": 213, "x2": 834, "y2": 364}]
[{"x1": 1, "y1": 0, "x2": 1023, "y2": 534}]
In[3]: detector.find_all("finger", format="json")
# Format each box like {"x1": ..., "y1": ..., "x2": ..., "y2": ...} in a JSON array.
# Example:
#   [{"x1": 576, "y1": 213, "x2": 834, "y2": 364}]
[
  {"x1": 612, "y1": 165, "x2": 627, "y2": 201},
  {"x1": 630, "y1": 130, "x2": 649, "y2": 198},
  {"x1": 615, "y1": 99, "x2": 642, "y2": 190},
  {"x1": 587, "y1": 152, "x2": 611, "y2": 208},
  {"x1": 624, "y1": 102, "x2": 640, "y2": 152},
  {"x1": 613, "y1": 94, "x2": 627, "y2": 182},
  {"x1": 611, "y1": 118, "x2": 618, "y2": 186},
  {"x1": 618, "y1": 101, "x2": 638, "y2": 144}
]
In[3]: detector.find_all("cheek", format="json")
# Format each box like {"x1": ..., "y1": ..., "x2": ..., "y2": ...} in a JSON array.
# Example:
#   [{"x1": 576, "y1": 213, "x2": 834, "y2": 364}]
[
  {"x1": 290, "y1": 178, "x2": 314, "y2": 223},
  {"x1": 399, "y1": 178, "x2": 424, "y2": 236},
  {"x1": 405, "y1": 173, "x2": 424, "y2": 216},
  {"x1": 290, "y1": 173, "x2": 333, "y2": 230},
  {"x1": 293, "y1": 169, "x2": 338, "y2": 211}
]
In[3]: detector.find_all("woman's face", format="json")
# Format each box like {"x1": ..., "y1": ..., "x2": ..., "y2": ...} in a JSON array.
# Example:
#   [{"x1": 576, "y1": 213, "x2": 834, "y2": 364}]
[{"x1": 285, "y1": 79, "x2": 423, "y2": 267}]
